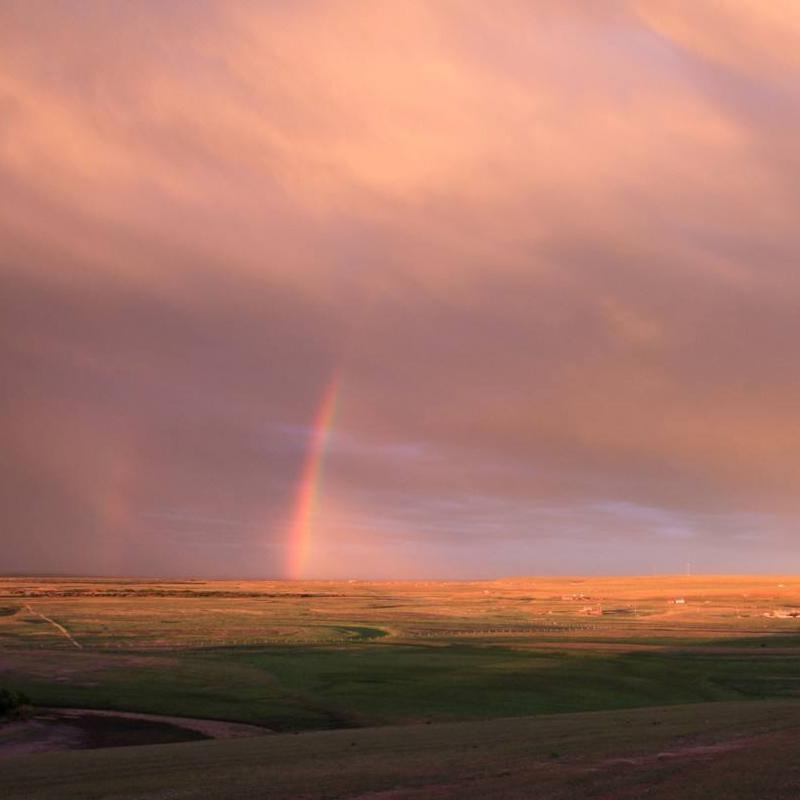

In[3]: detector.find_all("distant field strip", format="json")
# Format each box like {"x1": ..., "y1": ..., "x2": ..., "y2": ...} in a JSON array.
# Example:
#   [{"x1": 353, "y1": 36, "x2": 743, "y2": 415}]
[
  {"x1": 409, "y1": 625, "x2": 600, "y2": 637},
  {"x1": 23, "y1": 604, "x2": 82, "y2": 649}
]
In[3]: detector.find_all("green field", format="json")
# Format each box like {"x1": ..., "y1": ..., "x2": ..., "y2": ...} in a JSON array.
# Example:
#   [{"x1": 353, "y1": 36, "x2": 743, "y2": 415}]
[{"x1": 2, "y1": 576, "x2": 800, "y2": 797}]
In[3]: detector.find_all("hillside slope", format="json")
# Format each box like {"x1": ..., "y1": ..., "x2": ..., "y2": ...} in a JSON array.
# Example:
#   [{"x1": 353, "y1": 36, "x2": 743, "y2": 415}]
[{"x1": 3, "y1": 699, "x2": 800, "y2": 799}]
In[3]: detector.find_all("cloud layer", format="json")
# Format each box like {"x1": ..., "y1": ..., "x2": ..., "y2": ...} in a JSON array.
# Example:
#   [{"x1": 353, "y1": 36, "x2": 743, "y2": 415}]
[{"x1": 3, "y1": 1, "x2": 800, "y2": 577}]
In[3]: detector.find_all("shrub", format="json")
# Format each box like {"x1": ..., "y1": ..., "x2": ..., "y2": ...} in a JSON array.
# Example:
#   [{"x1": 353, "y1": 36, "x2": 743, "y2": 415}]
[{"x1": 0, "y1": 688, "x2": 31, "y2": 720}]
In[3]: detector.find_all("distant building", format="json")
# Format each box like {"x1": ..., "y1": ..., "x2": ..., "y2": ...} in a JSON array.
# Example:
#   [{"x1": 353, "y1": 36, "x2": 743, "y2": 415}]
[{"x1": 764, "y1": 609, "x2": 800, "y2": 618}]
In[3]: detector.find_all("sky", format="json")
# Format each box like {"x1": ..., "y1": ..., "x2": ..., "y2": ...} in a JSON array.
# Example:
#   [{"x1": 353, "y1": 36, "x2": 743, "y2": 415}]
[{"x1": 3, "y1": 1, "x2": 800, "y2": 579}]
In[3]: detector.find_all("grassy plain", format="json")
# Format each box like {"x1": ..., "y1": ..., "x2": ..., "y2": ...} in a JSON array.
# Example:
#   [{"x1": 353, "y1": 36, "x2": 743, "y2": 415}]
[
  {"x1": 2, "y1": 575, "x2": 800, "y2": 797},
  {"x1": 3, "y1": 699, "x2": 800, "y2": 799}
]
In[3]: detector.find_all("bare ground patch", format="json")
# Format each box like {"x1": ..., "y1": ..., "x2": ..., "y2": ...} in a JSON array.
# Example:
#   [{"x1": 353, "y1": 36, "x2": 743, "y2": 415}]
[{"x1": 0, "y1": 708, "x2": 269, "y2": 759}]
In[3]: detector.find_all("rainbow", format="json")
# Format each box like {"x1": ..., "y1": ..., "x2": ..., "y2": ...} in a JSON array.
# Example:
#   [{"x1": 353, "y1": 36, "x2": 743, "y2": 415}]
[{"x1": 285, "y1": 373, "x2": 341, "y2": 579}]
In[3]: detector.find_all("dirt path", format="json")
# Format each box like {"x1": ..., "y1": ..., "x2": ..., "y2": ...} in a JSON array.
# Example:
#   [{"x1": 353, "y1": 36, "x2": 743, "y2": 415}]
[
  {"x1": 23, "y1": 605, "x2": 82, "y2": 649},
  {"x1": 44, "y1": 708, "x2": 272, "y2": 739},
  {"x1": 0, "y1": 709, "x2": 271, "y2": 760},
  {"x1": 594, "y1": 737, "x2": 754, "y2": 769}
]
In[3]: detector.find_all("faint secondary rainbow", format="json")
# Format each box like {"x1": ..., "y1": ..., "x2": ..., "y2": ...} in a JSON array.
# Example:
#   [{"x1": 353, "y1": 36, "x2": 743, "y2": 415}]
[{"x1": 285, "y1": 373, "x2": 341, "y2": 579}]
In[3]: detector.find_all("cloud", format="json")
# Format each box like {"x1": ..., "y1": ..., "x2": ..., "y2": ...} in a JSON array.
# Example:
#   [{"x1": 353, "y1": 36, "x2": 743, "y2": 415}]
[{"x1": 3, "y1": 1, "x2": 800, "y2": 576}]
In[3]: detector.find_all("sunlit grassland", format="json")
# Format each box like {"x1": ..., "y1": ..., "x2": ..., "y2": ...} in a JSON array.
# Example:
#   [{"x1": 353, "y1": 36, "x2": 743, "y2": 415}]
[{"x1": 2, "y1": 576, "x2": 800, "y2": 730}]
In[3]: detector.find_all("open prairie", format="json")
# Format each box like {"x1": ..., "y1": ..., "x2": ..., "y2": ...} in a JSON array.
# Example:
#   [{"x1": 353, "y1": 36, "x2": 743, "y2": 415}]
[
  {"x1": 9, "y1": 1, "x2": 800, "y2": 796},
  {"x1": 2, "y1": 576, "x2": 800, "y2": 797}
]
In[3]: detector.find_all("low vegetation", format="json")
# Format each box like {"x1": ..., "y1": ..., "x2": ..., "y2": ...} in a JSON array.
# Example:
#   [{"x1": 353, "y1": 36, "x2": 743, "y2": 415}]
[
  {"x1": 3, "y1": 576, "x2": 800, "y2": 729},
  {"x1": 3, "y1": 699, "x2": 800, "y2": 799},
  {"x1": 0, "y1": 688, "x2": 31, "y2": 720},
  {"x1": 2, "y1": 576, "x2": 800, "y2": 796}
]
